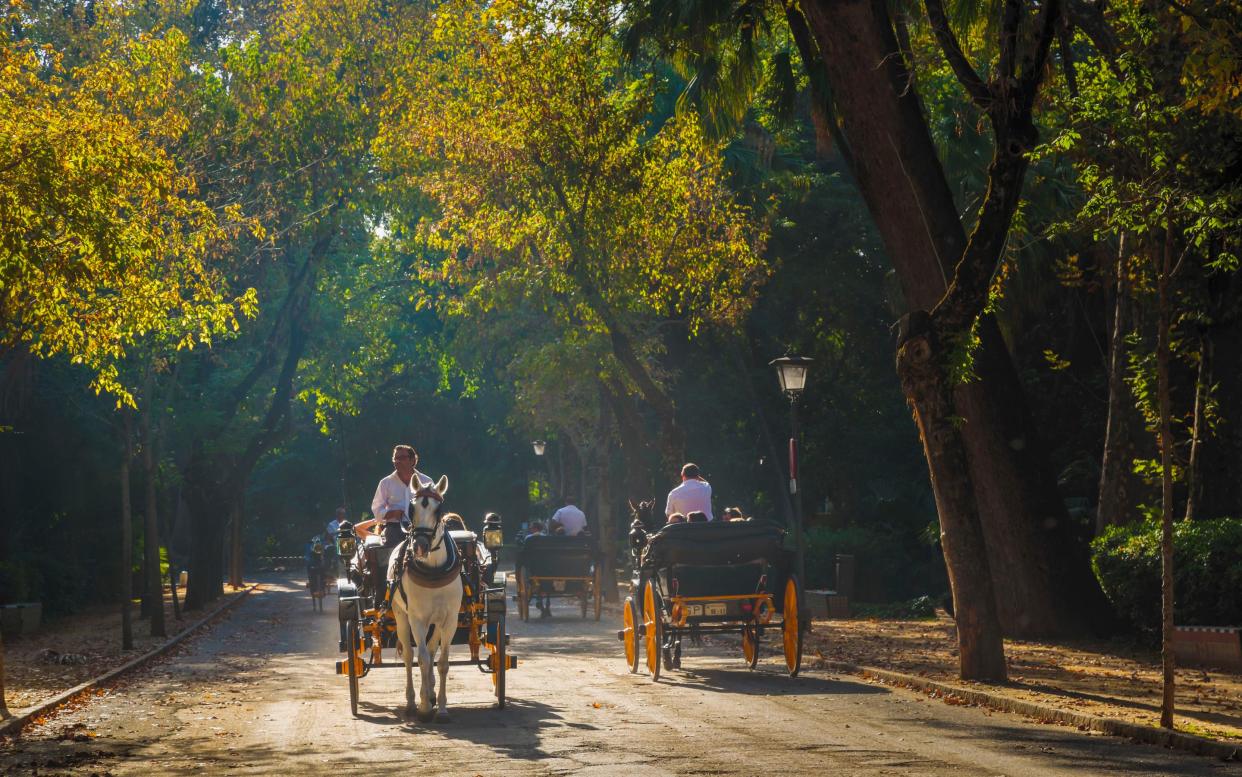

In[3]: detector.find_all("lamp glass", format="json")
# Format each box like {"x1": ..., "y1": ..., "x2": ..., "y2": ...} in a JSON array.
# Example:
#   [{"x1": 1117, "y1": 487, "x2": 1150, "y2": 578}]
[
  {"x1": 484, "y1": 528, "x2": 504, "y2": 550},
  {"x1": 532, "y1": 440, "x2": 546, "y2": 456},
  {"x1": 780, "y1": 364, "x2": 808, "y2": 393}
]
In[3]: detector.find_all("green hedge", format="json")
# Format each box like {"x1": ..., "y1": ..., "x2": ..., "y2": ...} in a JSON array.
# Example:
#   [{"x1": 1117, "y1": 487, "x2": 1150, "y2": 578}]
[{"x1": 1091, "y1": 517, "x2": 1242, "y2": 632}]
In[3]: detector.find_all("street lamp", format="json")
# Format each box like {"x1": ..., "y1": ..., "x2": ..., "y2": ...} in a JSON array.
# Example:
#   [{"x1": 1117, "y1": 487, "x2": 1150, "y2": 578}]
[
  {"x1": 769, "y1": 356, "x2": 812, "y2": 592},
  {"x1": 532, "y1": 440, "x2": 547, "y2": 457}
]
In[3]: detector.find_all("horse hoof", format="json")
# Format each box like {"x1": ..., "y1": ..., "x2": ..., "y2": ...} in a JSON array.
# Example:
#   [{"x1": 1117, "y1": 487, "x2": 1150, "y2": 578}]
[
  {"x1": 416, "y1": 708, "x2": 435, "y2": 724},
  {"x1": 436, "y1": 712, "x2": 451, "y2": 724}
]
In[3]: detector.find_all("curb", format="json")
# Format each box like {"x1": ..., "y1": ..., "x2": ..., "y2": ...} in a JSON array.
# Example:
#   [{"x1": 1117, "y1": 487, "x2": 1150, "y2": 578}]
[
  {"x1": 812, "y1": 657, "x2": 1241, "y2": 761},
  {"x1": 0, "y1": 583, "x2": 260, "y2": 739}
]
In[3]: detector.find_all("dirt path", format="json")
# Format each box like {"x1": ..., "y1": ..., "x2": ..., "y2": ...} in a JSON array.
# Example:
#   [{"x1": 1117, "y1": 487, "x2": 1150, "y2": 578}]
[{"x1": 2, "y1": 575, "x2": 1237, "y2": 776}]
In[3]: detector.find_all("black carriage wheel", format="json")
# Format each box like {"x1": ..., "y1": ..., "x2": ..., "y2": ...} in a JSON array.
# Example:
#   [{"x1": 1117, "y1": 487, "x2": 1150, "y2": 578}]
[
  {"x1": 622, "y1": 595, "x2": 640, "y2": 673},
  {"x1": 493, "y1": 608, "x2": 507, "y2": 709},
  {"x1": 643, "y1": 580, "x2": 662, "y2": 682},
  {"x1": 346, "y1": 618, "x2": 361, "y2": 717},
  {"x1": 783, "y1": 575, "x2": 803, "y2": 677},
  {"x1": 742, "y1": 624, "x2": 760, "y2": 669},
  {"x1": 517, "y1": 567, "x2": 530, "y2": 622},
  {"x1": 593, "y1": 565, "x2": 603, "y2": 621}
]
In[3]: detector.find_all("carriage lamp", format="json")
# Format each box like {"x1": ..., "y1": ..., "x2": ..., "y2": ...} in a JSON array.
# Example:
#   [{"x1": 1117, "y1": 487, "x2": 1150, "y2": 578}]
[
  {"x1": 531, "y1": 440, "x2": 546, "y2": 456},
  {"x1": 483, "y1": 512, "x2": 504, "y2": 550},
  {"x1": 336, "y1": 521, "x2": 357, "y2": 559}
]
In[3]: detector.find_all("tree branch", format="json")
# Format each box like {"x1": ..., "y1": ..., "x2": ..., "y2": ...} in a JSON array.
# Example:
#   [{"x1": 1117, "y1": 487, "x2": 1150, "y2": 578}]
[
  {"x1": 999, "y1": 0, "x2": 1023, "y2": 81},
  {"x1": 922, "y1": 0, "x2": 993, "y2": 109}
]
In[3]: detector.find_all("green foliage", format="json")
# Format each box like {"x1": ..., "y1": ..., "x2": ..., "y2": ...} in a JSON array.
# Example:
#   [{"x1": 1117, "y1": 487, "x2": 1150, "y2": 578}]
[
  {"x1": 1091, "y1": 518, "x2": 1242, "y2": 632},
  {"x1": 805, "y1": 525, "x2": 947, "y2": 602}
]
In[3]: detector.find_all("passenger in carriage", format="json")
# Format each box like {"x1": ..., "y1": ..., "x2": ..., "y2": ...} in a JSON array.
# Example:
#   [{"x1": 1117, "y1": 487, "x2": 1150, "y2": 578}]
[
  {"x1": 687, "y1": 511, "x2": 708, "y2": 523},
  {"x1": 664, "y1": 462, "x2": 714, "y2": 522},
  {"x1": 666, "y1": 512, "x2": 686, "y2": 525},
  {"x1": 549, "y1": 494, "x2": 588, "y2": 537},
  {"x1": 521, "y1": 521, "x2": 552, "y2": 617},
  {"x1": 723, "y1": 506, "x2": 746, "y2": 522}
]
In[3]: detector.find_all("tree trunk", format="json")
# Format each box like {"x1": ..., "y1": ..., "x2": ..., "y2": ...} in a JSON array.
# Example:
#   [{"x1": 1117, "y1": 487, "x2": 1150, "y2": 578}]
[
  {"x1": 120, "y1": 410, "x2": 135, "y2": 651},
  {"x1": 796, "y1": 0, "x2": 1111, "y2": 637},
  {"x1": 141, "y1": 367, "x2": 165, "y2": 637},
  {"x1": 0, "y1": 633, "x2": 10, "y2": 719},
  {"x1": 1098, "y1": 234, "x2": 1138, "y2": 531},
  {"x1": 184, "y1": 449, "x2": 227, "y2": 611},
  {"x1": 897, "y1": 313, "x2": 1007, "y2": 681},
  {"x1": 229, "y1": 497, "x2": 244, "y2": 589},
  {"x1": 1157, "y1": 229, "x2": 1176, "y2": 729},
  {"x1": 1184, "y1": 332, "x2": 1208, "y2": 521}
]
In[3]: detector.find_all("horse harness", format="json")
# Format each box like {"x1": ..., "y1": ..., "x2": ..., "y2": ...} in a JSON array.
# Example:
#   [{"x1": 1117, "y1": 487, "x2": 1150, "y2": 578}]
[{"x1": 389, "y1": 488, "x2": 463, "y2": 608}]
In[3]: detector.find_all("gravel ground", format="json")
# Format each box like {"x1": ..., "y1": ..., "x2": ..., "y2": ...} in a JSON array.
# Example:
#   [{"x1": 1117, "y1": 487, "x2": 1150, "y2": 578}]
[{"x1": 1, "y1": 574, "x2": 1239, "y2": 776}]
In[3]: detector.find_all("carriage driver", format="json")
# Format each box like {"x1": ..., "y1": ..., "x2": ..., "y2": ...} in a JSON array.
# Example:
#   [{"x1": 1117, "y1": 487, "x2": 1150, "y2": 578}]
[{"x1": 353, "y1": 444, "x2": 435, "y2": 545}]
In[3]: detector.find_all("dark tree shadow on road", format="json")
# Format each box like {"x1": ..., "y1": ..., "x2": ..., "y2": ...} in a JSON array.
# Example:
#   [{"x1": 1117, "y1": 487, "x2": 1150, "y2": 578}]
[
  {"x1": 664, "y1": 666, "x2": 890, "y2": 697},
  {"x1": 909, "y1": 714, "x2": 1240, "y2": 776}
]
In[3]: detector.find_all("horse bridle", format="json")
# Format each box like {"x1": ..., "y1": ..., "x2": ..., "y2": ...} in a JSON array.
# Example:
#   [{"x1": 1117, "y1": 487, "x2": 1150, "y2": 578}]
[{"x1": 408, "y1": 486, "x2": 447, "y2": 558}]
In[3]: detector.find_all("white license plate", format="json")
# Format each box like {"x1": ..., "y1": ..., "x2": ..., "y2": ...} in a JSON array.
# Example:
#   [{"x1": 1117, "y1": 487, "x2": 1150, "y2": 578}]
[
  {"x1": 705, "y1": 603, "x2": 727, "y2": 617},
  {"x1": 687, "y1": 604, "x2": 703, "y2": 617},
  {"x1": 552, "y1": 581, "x2": 566, "y2": 592}
]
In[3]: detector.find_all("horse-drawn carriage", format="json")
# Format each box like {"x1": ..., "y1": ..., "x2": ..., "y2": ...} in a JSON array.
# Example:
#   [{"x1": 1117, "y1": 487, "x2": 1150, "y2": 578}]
[
  {"x1": 333, "y1": 505, "x2": 515, "y2": 718},
  {"x1": 619, "y1": 517, "x2": 802, "y2": 680},
  {"x1": 514, "y1": 534, "x2": 603, "y2": 621}
]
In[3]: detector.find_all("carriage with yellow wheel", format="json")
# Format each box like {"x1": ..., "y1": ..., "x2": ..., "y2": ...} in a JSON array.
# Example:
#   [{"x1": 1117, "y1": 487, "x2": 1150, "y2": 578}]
[
  {"x1": 619, "y1": 519, "x2": 802, "y2": 680},
  {"x1": 333, "y1": 513, "x2": 516, "y2": 716}
]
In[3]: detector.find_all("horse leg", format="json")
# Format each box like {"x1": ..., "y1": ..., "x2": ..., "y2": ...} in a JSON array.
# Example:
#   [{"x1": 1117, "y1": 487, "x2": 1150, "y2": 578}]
[
  {"x1": 398, "y1": 609, "x2": 416, "y2": 716},
  {"x1": 416, "y1": 619, "x2": 435, "y2": 722},
  {"x1": 435, "y1": 613, "x2": 453, "y2": 722}
]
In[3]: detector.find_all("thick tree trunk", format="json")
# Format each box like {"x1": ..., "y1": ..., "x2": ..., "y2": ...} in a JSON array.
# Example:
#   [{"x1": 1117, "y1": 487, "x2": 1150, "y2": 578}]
[
  {"x1": 796, "y1": 0, "x2": 1111, "y2": 637},
  {"x1": 1157, "y1": 230, "x2": 1176, "y2": 729},
  {"x1": 897, "y1": 314, "x2": 1007, "y2": 681},
  {"x1": 229, "y1": 498, "x2": 244, "y2": 589},
  {"x1": 141, "y1": 368, "x2": 165, "y2": 637},
  {"x1": 184, "y1": 449, "x2": 227, "y2": 611},
  {"x1": 120, "y1": 411, "x2": 135, "y2": 651},
  {"x1": 1098, "y1": 234, "x2": 1138, "y2": 531}
]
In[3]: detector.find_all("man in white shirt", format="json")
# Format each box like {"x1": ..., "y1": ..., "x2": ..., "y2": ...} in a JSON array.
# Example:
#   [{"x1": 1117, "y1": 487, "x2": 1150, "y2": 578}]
[
  {"x1": 550, "y1": 496, "x2": 588, "y2": 537},
  {"x1": 354, "y1": 444, "x2": 434, "y2": 546},
  {"x1": 665, "y1": 463, "x2": 714, "y2": 522}
]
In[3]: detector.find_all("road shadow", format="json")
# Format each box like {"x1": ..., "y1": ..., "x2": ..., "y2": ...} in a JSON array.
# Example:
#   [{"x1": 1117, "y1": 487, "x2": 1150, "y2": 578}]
[
  {"x1": 909, "y1": 715, "x2": 1241, "y2": 776},
  {"x1": 660, "y1": 666, "x2": 889, "y2": 697},
  {"x1": 394, "y1": 696, "x2": 569, "y2": 761}
]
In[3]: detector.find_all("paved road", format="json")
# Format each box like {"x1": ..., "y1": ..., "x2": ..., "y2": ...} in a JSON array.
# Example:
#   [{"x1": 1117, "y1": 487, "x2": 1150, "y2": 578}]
[{"x1": 2, "y1": 575, "x2": 1238, "y2": 776}]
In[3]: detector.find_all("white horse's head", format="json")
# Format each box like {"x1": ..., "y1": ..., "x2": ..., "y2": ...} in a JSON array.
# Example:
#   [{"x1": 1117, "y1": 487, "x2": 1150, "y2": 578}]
[{"x1": 408, "y1": 475, "x2": 449, "y2": 559}]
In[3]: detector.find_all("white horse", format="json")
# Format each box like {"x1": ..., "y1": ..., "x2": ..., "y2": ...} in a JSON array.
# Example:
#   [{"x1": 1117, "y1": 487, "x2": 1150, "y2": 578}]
[{"x1": 388, "y1": 475, "x2": 463, "y2": 722}]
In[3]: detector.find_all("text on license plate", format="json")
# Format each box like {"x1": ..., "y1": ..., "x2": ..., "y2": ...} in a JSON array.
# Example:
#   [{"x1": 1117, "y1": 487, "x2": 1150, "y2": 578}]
[{"x1": 704, "y1": 603, "x2": 727, "y2": 616}]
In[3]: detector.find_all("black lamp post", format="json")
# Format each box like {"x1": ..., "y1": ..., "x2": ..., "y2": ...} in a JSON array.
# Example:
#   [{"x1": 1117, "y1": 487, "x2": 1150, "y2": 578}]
[{"x1": 769, "y1": 356, "x2": 812, "y2": 588}]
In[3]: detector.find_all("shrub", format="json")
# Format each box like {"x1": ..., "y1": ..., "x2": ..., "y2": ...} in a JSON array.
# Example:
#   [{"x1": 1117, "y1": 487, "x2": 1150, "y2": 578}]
[
  {"x1": 1091, "y1": 517, "x2": 1242, "y2": 633},
  {"x1": 805, "y1": 525, "x2": 947, "y2": 602}
]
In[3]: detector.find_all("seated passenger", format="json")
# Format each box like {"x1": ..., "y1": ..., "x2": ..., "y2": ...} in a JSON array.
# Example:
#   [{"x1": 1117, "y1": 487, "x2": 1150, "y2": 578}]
[
  {"x1": 687, "y1": 511, "x2": 708, "y2": 523},
  {"x1": 549, "y1": 495, "x2": 588, "y2": 536},
  {"x1": 443, "y1": 513, "x2": 467, "y2": 533},
  {"x1": 523, "y1": 521, "x2": 545, "y2": 544},
  {"x1": 666, "y1": 512, "x2": 686, "y2": 526},
  {"x1": 548, "y1": 518, "x2": 566, "y2": 536},
  {"x1": 722, "y1": 506, "x2": 746, "y2": 522}
]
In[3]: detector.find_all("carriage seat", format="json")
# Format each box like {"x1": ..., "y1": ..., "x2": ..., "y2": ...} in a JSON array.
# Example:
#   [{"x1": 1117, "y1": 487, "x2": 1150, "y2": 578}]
[
  {"x1": 517, "y1": 534, "x2": 598, "y2": 578},
  {"x1": 640, "y1": 520, "x2": 785, "y2": 571}
]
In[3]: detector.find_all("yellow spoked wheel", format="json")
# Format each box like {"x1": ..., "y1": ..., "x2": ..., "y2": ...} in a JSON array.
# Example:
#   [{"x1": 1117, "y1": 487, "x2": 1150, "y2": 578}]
[
  {"x1": 782, "y1": 575, "x2": 803, "y2": 677},
  {"x1": 742, "y1": 624, "x2": 759, "y2": 669},
  {"x1": 622, "y1": 595, "x2": 640, "y2": 673},
  {"x1": 346, "y1": 618, "x2": 361, "y2": 717},
  {"x1": 492, "y1": 609, "x2": 506, "y2": 709},
  {"x1": 643, "y1": 580, "x2": 662, "y2": 682}
]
